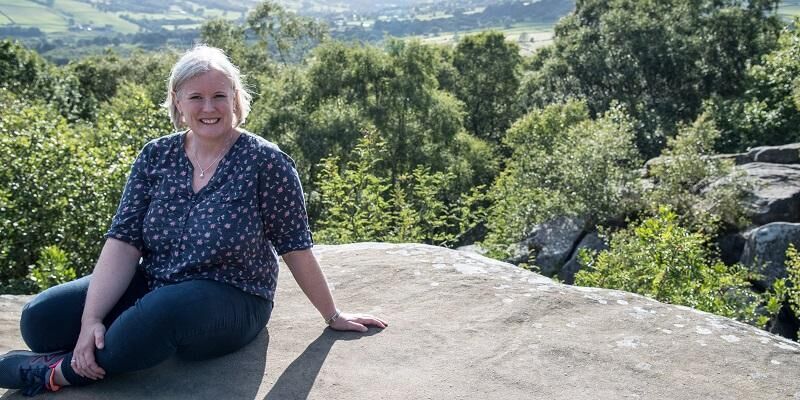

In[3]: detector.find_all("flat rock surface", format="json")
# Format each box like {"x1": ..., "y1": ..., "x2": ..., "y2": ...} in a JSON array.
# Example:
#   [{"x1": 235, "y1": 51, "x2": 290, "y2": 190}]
[{"x1": 2, "y1": 243, "x2": 800, "y2": 399}]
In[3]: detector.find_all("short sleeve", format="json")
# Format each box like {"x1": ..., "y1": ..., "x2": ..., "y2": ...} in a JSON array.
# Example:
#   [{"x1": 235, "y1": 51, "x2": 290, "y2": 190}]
[
  {"x1": 259, "y1": 152, "x2": 313, "y2": 255},
  {"x1": 105, "y1": 143, "x2": 155, "y2": 251}
]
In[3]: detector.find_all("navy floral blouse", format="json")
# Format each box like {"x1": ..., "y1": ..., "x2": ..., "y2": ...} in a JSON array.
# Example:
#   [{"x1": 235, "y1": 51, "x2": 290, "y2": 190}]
[{"x1": 106, "y1": 131, "x2": 313, "y2": 301}]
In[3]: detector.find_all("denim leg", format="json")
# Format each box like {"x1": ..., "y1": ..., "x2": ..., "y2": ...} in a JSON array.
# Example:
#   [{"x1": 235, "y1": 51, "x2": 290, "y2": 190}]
[
  {"x1": 19, "y1": 270, "x2": 149, "y2": 353},
  {"x1": 61, "y1": 279, "x2": 271, "y2": 386}
]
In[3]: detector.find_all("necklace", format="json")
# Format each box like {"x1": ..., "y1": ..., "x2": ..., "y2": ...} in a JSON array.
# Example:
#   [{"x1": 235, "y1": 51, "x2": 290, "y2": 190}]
[{"x1": 190, "y1": 131, "x2": 234, "y2": 179}]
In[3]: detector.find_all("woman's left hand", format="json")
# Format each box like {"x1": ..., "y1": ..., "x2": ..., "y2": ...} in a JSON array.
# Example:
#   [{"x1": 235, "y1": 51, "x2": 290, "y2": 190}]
[{"x1": 329, "y1": 312, "x2": 388, "y2": 332}]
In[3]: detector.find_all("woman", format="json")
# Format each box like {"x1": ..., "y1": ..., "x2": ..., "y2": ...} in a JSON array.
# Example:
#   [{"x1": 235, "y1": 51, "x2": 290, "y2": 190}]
[{"x1": 0, "y1": 45, "x2": 387, "y2": 397}]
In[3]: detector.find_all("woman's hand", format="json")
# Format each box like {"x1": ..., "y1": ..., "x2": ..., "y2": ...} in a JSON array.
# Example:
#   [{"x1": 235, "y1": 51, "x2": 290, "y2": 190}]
[
  {"x1": 71, "y1": 320, "x2": 107, "y2": 380},
  {"x1": 329, "y1": 312, "x2": 388, "y2": 332}
]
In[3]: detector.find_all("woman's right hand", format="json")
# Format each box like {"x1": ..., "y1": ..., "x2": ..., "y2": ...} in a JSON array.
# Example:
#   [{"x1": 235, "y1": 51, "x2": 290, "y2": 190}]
[{"x1": 71, "y1": 320, "x2": 107, "y2": 380}]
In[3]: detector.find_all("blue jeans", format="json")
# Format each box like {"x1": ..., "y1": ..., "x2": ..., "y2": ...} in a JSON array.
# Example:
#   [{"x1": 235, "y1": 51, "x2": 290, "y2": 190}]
[{"x1": 19, "y1": 269, "x2": 272, "y2": 386}]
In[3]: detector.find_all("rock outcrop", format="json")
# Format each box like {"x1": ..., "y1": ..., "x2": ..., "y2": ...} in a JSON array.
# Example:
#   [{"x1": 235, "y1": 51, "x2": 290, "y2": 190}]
[
  {"x1": 738, "y1": 162, "x2": 800, "y2": 226},
  {"x1": 741, "y1": 222, "x2": 800, "y2": 289},
  {"x1": 510, "y1": 143, "x2": 800, "y2": 290},
  {"x1": 2, "y1": 244, "x2": 799, "y2": 399}
]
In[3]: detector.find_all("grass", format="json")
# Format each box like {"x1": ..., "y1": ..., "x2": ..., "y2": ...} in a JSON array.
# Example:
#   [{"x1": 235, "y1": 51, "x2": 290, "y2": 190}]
[
  {"x1": 0, "y1": 0, "x2": 67, "y2": 32},
  {"x1": 56, "y1": 0, "x2": 139, "y2": 33},
  {"x1": 0, "y1": 0, "x2": 138, "y2": 34},
  {"x1": 411, "y1": 21, "x2": 556, "y2": 56}
]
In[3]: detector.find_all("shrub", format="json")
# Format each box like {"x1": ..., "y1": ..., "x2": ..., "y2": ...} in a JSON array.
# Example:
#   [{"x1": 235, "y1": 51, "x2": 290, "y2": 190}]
[
  {"x1": 644, "y1": 114, "x2": 751, "y2": 235},
  {"x1": 483, "y1": 100, "x2": 641, "y2": 257},
  {"x1": 314, "y1": 131, "x2": 486, "y2": 246},
  {"x1": 769, "y1": 244, "x2": 800, "y2": 338},
  {"x1": 0, "y1": 84, "x2": 169, "y2": 293},
  {"x1": 576, "y1": 207, "x2": 770, "y2": 327},
  {"x1": 28, "y1": 246, "x2": 77, "y2": 292}
]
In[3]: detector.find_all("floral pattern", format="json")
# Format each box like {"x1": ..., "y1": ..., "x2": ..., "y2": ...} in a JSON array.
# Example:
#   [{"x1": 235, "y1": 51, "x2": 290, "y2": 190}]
[{"x1": 106, "y1": 131, "x2": 313, "y2": 300}]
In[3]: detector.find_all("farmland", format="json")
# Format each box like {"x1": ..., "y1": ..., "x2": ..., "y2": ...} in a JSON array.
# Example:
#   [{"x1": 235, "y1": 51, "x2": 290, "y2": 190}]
[{"x1": 1, "y1": 0, "x2": 798, "y2": 61}]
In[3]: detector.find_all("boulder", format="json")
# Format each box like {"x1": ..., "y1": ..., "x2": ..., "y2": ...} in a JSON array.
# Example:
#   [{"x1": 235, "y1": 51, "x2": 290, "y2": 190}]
[
  {"x1": 746, "y1": 143, "x2": 800, "y2": 164},
  {"x1": 506, "y1": 216, "x2": 586, "y2": 276},
  {"x1": 740, "y1": 223, "x2": 800, "y2": 289},
  {"x1": 717, "y1": 232, "x2": 746, "y2": 266},
  {"x1": 558, "y1": 232, "x2": 608, "y2": 284},
  {"x1": 738, "y1": 163, "x2": 800, "y2": 226},
  {"x1": 455, "y1": 244, "x2": 488, "y2": 256},
  {"x1": 1, "y1": 243, "x2": 799, "y2": 399}
]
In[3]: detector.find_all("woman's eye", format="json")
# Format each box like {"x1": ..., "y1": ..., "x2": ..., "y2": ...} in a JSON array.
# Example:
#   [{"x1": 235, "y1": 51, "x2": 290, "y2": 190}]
[
  {"x1": 189, "y1": 95, "x2": 201, "y2": 100},
  {"x1": 215, "y1": 94, "x2": 227, "y2": 98}
]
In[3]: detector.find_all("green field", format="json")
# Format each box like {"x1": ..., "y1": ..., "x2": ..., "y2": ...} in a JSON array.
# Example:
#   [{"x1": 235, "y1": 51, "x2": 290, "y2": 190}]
[
  {"x1": 413, "y1": 22, "x2": 555, "y2": 56},
  {"x1": 1, "y1": 0, "x2": 799, "y2": 47},
  {"x1": 0, "y1": 0, "x2": 139, "y2": 34},
  {"x1": 0, "y1": 0, "x2": 67, "y2": 32}
]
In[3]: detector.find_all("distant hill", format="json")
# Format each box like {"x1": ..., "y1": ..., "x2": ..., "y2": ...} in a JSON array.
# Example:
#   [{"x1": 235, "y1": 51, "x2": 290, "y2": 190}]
[{"x1": 1, "y1": 0, "x2": 797, "y2": 61}]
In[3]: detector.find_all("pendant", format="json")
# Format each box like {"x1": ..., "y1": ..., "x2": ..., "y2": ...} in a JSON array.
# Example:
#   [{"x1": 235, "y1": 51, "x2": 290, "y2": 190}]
[{"x1": 200, "y1": 171, "x2": 205, "y2": 178}]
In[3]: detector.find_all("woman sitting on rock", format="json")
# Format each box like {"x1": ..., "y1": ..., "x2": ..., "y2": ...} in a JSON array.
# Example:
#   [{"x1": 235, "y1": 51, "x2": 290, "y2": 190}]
[{"x1": 0, "y1": 45, "x2": 387, "y2": 397}]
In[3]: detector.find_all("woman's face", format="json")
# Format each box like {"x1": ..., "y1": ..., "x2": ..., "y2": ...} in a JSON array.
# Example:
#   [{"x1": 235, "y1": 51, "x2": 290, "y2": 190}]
[{"x1": 174, "y1": 69, "x2": 237, "y2": 141}]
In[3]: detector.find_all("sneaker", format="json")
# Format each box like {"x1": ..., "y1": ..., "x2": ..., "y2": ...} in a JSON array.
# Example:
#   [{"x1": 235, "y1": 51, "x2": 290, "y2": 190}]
[{"x1": 0, "y1": 350, "x2": 67, "y2": 396}]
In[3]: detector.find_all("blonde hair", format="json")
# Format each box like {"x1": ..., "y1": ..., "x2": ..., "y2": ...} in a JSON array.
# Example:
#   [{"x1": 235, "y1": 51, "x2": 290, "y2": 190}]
[{"x1": 162, "y1": 45, "x2": 252, "y2": 129}]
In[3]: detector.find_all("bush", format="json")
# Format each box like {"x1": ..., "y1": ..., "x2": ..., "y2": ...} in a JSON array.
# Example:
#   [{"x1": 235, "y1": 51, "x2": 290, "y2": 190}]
[
  {"x1": 0, "y1": 84, "x2": 169, "y2": 293},
  {"x1": 483, "y1": 100, "x2": 641, "y2": 257},
  {"x1": 576, "y1": 207, "x2": 771, "y2": 327},
  {"x1": 769, "y1": 244, "x2": 800, "y2": 338},
  {"x1": 314, "y1": 131, "x2": 486, "y2": 246},
  {"x1": 644, "y1": 114, "x2": 751, "y2": 235},
  {"x1": 29, "y1": 246, "x2": 77, "y2": 292}
]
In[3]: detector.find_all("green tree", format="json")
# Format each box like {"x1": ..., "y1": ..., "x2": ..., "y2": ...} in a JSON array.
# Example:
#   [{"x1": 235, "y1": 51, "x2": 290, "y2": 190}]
[
  {"x1": 66, "y1": 50, "x2": 175, "y2": 121},
  {"x1": 705, "y1": 24, "x2": 800, "y2": 153},
  {"x1": 201, "y1": 18, "x2": 269, "y2": 77},
  {"x1": 246, "y1": 0, "x2": 327, "y2": 66},
  {"x1": 483, "y1": 101, "x2": 641, "y2": 256},
  {"x1": 0, "y1": 83, "x2": 168, "y2": 293},
  {"x1": 315, "y1": 132, "x2": 486, "y2": 247},
  {"x1": 0, "y1": 40, "x2": 85, "y2": 121},
  {"x1": 452, "y1": 31, "x2": 522, "y2": 143},
  {"x1": 520, "y1": 0, "x2": 781, "y2": 157},
  {"x1": 254, "y1": 40, "x2": 468, "y2": 189}
]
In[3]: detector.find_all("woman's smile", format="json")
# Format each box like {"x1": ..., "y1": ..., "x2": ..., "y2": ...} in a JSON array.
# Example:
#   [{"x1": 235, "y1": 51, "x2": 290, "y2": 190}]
[{"x1": 175, "y1": 69, "x2": 237, "y2": 141}]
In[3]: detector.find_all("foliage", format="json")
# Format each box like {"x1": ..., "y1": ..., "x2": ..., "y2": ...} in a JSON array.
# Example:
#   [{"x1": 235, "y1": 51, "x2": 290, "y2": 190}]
[
  {"x1": 483, "y1": 100, "x2": 641, "y2": 256},
  {"x1": 704, "y1": 24, "x2": 800, "y2": 153},
  {"x1": 521, "y1": 0, "x2": 782, "y2": 158},
  {"x1": 201, "y1": 0, "x2": 327, "y2": 75},
  {"x1": 452, "y1": 31, "x2": 522, "y2": 143},
  {"x1": 576, "y1": 207, "x2": 770, "y2": 327},
  {"x1": 0, "y1": 83, "x2": 167, "y2": 293},
  {"x1": 251, "y1": 39, "x2": 470, "y2": 190},
  {"x1": 66, "y1": 50, "x2": 176, "y2": 119},
  {"x1": 246, "y1": 1, "x2": 328, "y2": 66},
  {"x1": 769, "y1": 244, "x2": 800, "y2": 337},
  {"x1": 0, "y1": 40, "x2": 86, "y2": 121},
  {"x1": 314, "y1": 132, "x2": 486, "y2": 247},
  {"x1": 443, "y1": 131, "x2": 501, "y2": 196},
  {"x1": 644, "y1": 114, "x2": 751, "y2": 234},
  {"x1": 29, "y1": 246, "x2": 77, "y2": 292}
]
